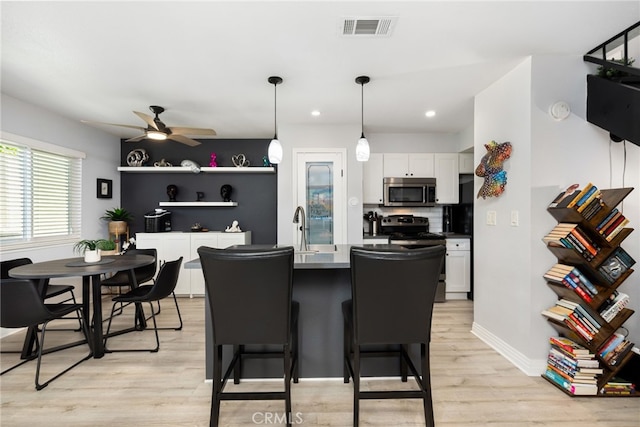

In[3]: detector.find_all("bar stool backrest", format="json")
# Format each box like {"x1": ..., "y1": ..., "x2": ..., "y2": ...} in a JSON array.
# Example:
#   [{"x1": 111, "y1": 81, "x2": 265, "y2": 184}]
[
  {"x1": 198, "y1": 246, "x2": 294, "y2": 345},
  {"x1": 350, "y1": 245, "x2": 445, "y2": 345}
]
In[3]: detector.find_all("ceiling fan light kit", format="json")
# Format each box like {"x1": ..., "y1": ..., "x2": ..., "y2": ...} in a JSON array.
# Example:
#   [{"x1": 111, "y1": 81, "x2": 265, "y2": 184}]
[
  {"x1": 268, "y1": 76, "x2": 283, "y2": 164},
  {"x1": 355, "y1": 75, "x2": 371, "y2": 162}
]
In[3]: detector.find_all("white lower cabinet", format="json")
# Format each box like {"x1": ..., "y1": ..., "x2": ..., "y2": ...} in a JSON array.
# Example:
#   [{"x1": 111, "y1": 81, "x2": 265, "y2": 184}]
[
  {"x1": 136, "y1": 231, "x2": 251, "y2": 297},
  {"x1": 446, "y1": 238, "x2": 470, "y2": 300}
]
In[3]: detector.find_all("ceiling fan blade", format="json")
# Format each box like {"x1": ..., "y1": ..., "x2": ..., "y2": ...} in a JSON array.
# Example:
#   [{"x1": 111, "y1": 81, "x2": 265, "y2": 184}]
[
  {"x1": 125, "y1": 135, "x2": 147, "y2": 142},
  {"x1": 168, "y1": 126, "x2": 217, "y2": 136},
  {"x1": 133, "y1": 111, "x2": 159, "y2": 130},
  {"x1": 81, "y1": 120, "x2": 146, "y2": 131},
  {"x1": 167, "y1": 134, "x2": 201, "y2": 147}
]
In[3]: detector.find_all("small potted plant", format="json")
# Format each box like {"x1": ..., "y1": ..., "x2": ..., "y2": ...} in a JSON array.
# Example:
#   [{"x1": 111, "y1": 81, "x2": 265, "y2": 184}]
[
  {"x1": 101, "y1": 207, "x2": 133, "y2": 238},
  {"x1": 98, "y1": 239, "x2": 118, "y2": 256},
  {"x1": 74, "y1": 238, "x2": 113, "y2": 263}
]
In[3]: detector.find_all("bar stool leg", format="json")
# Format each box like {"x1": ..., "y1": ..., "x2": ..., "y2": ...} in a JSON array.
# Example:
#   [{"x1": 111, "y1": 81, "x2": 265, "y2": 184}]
[
  {"x1": 421, "y1": 343, "x2": 435, "y2": 427},
  {"x1": 210, "y1": 344, "x2": 223, "y2": 427}
]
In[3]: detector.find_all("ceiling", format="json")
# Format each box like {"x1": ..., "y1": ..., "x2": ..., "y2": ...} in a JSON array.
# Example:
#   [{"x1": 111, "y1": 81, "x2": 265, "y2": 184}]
[{"x1": 2, "y1": 1, "x2": 639, "y2": 141}]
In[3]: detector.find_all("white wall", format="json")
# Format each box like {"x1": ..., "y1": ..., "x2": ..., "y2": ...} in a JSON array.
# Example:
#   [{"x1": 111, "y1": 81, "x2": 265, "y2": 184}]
[
  {"x1": 368, "y1": 132, "x2": 459, "y2": 153},
  {"x1": 472, "y1": 55, "x2": 640, "y2": 375}
]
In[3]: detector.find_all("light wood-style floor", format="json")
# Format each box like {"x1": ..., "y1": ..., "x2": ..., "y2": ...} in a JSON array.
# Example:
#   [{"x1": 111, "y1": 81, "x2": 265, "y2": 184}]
[{"x1": 1, "y1": 297, "x2": 638, "y2": 426}]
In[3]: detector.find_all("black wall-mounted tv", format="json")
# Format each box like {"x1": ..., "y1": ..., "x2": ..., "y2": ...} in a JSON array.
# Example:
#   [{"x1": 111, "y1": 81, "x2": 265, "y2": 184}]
[{"x1": 586, "y1": 74, "x2": 640, "y2": 147}]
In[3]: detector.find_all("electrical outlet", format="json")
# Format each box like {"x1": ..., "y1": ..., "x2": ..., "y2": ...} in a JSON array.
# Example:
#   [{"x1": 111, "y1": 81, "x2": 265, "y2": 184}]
[
  {"x1": 511, "y1": 210, "x2": 519, "y2": 226},
  {"x1": 486, "y1": 210, "x2": 497, "y2": 226}
]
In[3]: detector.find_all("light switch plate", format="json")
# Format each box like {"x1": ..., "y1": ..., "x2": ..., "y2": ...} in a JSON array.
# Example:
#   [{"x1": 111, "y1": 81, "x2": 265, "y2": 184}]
[
  {"x1": 486, "y1": 210, "x2": 497, "y2": 226},
  {"x1": 510, "y1": 210, "x2": 519, "y2": 226}
]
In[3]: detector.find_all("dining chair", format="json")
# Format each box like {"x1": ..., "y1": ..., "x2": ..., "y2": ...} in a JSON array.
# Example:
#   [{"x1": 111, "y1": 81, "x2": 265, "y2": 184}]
[
  {"x1": 0, "y1": 279, "x2": 92, "y2": 390},
  {"x1": 100, "y1": 248, "x2": 170, "y2": 320},
  {"x1": 1, "y1": 258, "x2": 78, "y2": 303},
  {"x1": 342, "y1": 245, "x2": 445, "y2": 427},
  {"x1": 103, "y1": 257, "x2": 183, "y2": 352},
  {"x1": 0, "y1": 257, "x2": 82, "y2": 332},
  {"x1": 197, "y1": 245, "x2": 298, "y2": 427}
]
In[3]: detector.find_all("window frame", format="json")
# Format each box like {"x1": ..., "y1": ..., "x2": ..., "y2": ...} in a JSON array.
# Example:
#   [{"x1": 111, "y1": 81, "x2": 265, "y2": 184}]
[{"x1": 0, "y1": 131, "x2": 85, "y2": 251}]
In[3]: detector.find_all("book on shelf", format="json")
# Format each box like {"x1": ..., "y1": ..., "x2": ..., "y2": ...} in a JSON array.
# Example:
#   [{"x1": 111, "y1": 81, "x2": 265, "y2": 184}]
[
  {"x1": 575, "y1": 186, "x2": 600, "y2": 212},
  {"x1": 549, "y1": 336, "x2": 592, "y2": 357},
  {"x1": 603, "y1": 340, "x2": 634, "y2": 367},
  {"x1": 600, "y1": 376, "x2": 636, "y2": 395},
  {"x1": 543, "y1": 264, "x2": 597, "y2": 302},
  {"x1": 598, "y1": 248, "x2": 636, "y2": 284},
  {"x1": 543, "y1": 223, "x2": 600, "y2": 261},
  {"x1": 544, "y1": 368, "x2": 598, "y2": 395},
  {"x1": 542, "y1": 301, "x2": 598, "y2": 342},
  {"x1": 567, "y1": 183, "x2": 594, "y2": 209},
  {"x1": 548, "y1": 184, "x2": 581, "y2": 208},
  {"x1": 582, "y1": 196, "x2": 604, "y2": 219},
  {"x1": 600, "y1": 292, "x2": 630, "y2": 323},
  {"x1": 605, "y1": 218, "x2": 630, "y2": 242},
  {"x1": 602, "y1": 214, "x2": 627, "y2": 237},
  {"x1": 598, "y1": 333, "x2": 626, "y2": 358},
  {"x1": 595, "y1": 208, "x2": 619, "y2": 232}
]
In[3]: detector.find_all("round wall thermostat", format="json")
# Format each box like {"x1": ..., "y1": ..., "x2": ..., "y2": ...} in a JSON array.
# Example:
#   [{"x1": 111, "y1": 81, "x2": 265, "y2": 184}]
[{"x1": 549, "y1": 101, "x2": 571, "y2": 121}]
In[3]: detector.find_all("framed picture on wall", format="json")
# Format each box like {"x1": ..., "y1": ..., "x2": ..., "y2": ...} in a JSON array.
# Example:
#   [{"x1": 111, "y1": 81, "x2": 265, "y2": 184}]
[{"x1": 97, "y1": 178, "x2": 112, "y2": 199}]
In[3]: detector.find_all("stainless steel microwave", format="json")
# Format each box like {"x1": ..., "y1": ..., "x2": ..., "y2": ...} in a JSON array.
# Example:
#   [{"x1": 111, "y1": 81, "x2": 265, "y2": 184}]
[{"x1": 383, "y1": 177, "x2": 437, "y2": 207}]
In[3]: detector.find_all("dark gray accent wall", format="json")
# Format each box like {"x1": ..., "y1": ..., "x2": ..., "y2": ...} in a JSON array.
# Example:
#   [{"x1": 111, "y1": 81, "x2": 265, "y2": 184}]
[{"x1": 120, "y1": 139, "x2": 277, "y2": 244}]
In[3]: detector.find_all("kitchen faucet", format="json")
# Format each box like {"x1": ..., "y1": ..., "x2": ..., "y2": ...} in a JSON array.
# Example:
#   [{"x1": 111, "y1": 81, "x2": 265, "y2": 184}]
[{"x1": 293, "y1": 206, "x2": 308, "y2": 252}]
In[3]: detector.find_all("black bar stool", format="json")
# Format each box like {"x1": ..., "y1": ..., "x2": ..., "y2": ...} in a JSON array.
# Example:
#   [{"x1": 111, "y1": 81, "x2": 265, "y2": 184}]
[{"x1": 343, "y1": 245, "x2": 445, "y2": 426}]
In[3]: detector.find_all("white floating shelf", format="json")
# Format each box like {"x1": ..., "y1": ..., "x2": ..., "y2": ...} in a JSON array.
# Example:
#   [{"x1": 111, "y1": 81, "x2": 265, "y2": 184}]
[
  {"x1": 158, "y1": 202, "x2": 238, "y2": 207},
  {"x1": 117, "y1": 166, "x2": 275, "y2": 173}
]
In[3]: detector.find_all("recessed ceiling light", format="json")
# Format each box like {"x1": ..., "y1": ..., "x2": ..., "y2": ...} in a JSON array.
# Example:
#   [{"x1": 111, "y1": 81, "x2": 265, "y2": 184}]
[
  {"x1": 425, "y1": 110, "x2": 436, "y2": 118},
  {"x1": 311, "y1": 110, "x2": 321, "y2": 116}
]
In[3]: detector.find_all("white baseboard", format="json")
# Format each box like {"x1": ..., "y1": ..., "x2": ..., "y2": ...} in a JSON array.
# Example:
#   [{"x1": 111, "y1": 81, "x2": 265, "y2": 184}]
[{"x1": 471, "y1": 321, "x2": 547, "y2": 376}]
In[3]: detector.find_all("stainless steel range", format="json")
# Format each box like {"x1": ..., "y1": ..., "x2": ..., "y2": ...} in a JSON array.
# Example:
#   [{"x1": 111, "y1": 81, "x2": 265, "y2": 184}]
[{"x1": 380, "y1": 215, "x2": 447, "y2": 302}]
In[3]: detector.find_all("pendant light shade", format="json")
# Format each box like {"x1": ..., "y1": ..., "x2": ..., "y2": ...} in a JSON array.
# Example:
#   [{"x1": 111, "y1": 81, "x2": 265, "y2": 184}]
[
  {"x1": 268, "y1": 76, "x2": 283, "y2": 164},
  {"x1": 355, "y1": 75, "x2": 370, "y2": 162}
]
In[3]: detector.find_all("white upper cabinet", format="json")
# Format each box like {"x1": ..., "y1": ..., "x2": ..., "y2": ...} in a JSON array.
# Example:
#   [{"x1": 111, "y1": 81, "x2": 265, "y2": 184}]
[
  {"x1": 434, "y1": 153, "x2": 459, "y2": 204},
  {"x1": 383, "y1": 153, "x2": 434, "y2": 178},
  {"x1": 459, "y1": 153, "x2": 474, "y2": 174},
  {"x1": 363, "y1": 153, "x2": 384, "y2": 204}
]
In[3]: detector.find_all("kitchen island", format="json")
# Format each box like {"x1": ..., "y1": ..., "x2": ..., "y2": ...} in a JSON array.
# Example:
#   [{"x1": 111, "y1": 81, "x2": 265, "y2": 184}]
[{"x1": 186, "y1": 243, "x2": 405, "y2": 379}]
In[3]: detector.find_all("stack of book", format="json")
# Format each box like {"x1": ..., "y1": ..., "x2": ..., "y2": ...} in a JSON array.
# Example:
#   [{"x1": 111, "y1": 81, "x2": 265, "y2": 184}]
[
  {"x1": 598, "y1": 247, "x2": 636, "y2": 284},
  {"x1": 544, "y1": 336, "x2": 600, "y2": 396},
  {"x1": 600, "y1": 377, "x2": 636, "y2": 395},
  {"x1": 599, "y1": 292, "x2": 630, "y2": 322},
  {"x1": 541, "y1": 299, "x2": 602, "y2": 342},
  {"x1": 543, "y1": 223, "x2": 600, "y2": 261},
  {"x1": 543, "y1": 263, "x2": 599, "y2": 303},
  {"x1": 598, "y1": 333, "x2": 634, "y2": 367},
  {"x1": 595, "y1": 208, "x2": 630, "y2": 241},
  {"x1": 548, "y1": 183, "x2": 601, "y2": 213}
]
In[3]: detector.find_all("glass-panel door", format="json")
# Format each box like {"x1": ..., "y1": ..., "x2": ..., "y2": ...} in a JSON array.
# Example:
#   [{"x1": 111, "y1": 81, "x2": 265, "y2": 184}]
[
  {"x1": 306, "y1": 162, "x2": 333, "y2": 244},
  {"x1": 295, "y1": 150, "x2": 346, "y2": 245}
]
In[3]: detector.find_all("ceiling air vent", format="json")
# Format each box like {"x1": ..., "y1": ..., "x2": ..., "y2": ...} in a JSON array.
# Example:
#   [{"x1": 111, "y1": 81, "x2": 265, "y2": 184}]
[{"x1": 340, "y1": 17, "x2": 397, "y2": 36}]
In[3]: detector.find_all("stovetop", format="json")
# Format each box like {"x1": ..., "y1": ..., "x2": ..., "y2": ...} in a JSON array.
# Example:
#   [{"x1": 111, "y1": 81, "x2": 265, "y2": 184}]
[{"x1": 379, "y1": 215, "x2": 445, "y2": 240}]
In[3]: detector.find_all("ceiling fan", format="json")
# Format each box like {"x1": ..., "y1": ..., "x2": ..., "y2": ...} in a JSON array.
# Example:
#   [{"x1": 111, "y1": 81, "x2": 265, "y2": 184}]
[{"x1": 82, "y1": 105, "x2": 216, "y2": 146}]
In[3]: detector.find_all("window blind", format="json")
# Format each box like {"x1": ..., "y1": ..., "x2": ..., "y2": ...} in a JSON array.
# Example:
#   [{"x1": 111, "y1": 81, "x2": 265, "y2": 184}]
[{"x1": 0, "y1": 140, "x2": 82, "y2": 249}]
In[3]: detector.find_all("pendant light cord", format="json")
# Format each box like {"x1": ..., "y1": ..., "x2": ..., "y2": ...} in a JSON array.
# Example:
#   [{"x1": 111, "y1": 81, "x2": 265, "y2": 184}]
[
  {"x1": 273, "y1": 82, "x2": 278, "y2": 139},
  {"x1": 360, "y1": 81, "x2": 365, "y2": 138}
]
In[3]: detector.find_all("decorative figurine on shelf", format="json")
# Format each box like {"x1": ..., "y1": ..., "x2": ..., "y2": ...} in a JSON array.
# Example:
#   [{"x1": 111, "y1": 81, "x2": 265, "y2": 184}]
[
  {"x1": 220, "y1": 184, "x2": 232, "y2": 202},
  {"x1": 154, "y1": 158, "x2": 172, "y2": 167},
  {"x1": 475, "y1": 140, "x2": 512, "y2": 199},
  {"x1": 225, "y1": 220, "x2": 242, "y2": 232},
  {"x1": 209, "y1": 152, "x2": 218, "y2": 167},
  {"x1": 167, "y1": 184, "x2": 178, "y2": 202},
  {"x1": 196, "y1": 191, "x2": 204, "y2": 202},
  {"x1": 231, "y1": 153, "x2": 249, "y2": 167},
  {"x1": 127, "y1": 148, "x2": 149, "y2": 167},
  {"x1": 262, "y1": 155, "x2": 271, "y2": 167},
  {"x1": 181, "y1": 159, "x2": 200, "y2": 173}
]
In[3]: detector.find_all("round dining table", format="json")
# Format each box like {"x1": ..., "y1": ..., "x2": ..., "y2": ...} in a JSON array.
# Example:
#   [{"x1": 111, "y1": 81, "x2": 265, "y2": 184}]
[{"x1": 9, "y1": 254, "x2": 154, "y2": 358}]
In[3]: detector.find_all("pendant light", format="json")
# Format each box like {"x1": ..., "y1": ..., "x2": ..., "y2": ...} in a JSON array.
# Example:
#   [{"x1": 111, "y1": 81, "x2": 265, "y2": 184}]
[
  {"x1": 267, "y1": 76, "x2": 283, "y2": 164},
  {"x1": 355, "y1": 75, "x2": 370, "y2": 162}
]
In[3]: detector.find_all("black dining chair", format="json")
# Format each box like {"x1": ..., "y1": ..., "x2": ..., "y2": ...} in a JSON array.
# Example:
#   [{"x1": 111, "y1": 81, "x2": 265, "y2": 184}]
[
  {"x1": 103, "y1": 257, "x2": 183, "y2": 353},
  {"x1": 342, "y1": 245, "x2": 445, "y2": 427},
  {"x1": 1, "y1": 257, "x2": 78, "y2": 303},
  {"x1": 100, "y1": 248, "x2": 170, "y2": 320},
  {"x1": 1, "y1": 257, "x2": 82, "y2": 332},
  {"x1": 197, "y1": 245, "x2": 298, "y2": 427},
  {"x1": 0, "y1": 279, "x2": 92, "y2": 390}
]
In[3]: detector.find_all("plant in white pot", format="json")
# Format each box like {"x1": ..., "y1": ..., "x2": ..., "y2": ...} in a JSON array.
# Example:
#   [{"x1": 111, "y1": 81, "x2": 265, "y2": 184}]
[{"x1": 74, "y1": 239, "x2": 113, "y2": 263}]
